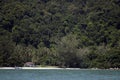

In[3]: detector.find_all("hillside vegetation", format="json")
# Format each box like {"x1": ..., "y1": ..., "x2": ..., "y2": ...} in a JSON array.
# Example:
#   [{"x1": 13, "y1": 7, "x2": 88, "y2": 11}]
[{"x1": 0, "y1": 0, "x2": 120, "y2": 68}]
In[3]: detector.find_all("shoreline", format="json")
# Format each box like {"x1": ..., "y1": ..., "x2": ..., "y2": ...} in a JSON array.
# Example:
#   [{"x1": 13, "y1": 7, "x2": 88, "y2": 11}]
[
  {"x1": 0, "y1": 67, "x2": 80, "y2": 70},
  {"x1": 0, "y1": 67, "x2": 119, "y2": 70}
]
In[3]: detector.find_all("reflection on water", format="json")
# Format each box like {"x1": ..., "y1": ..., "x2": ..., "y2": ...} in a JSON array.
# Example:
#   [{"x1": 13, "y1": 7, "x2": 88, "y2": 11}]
[{"x1": 0, "y1": 69, "x2": 120, "y2": 80}]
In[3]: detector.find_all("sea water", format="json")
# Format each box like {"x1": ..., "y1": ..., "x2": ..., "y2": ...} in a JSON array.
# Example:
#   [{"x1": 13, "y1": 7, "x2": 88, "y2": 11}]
[{"x1": 0, "y1": 69, "x2": 120, "y2": 80}]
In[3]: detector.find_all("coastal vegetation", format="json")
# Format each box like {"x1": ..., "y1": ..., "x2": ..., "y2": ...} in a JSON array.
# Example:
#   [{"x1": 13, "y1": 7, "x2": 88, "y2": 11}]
[{"x1": 0, "y1": 0, "x2": 120, "y2": 68}]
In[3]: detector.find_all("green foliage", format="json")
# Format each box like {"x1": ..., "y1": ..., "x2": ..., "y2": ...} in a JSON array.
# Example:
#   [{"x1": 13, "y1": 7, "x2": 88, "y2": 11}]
[
  {"x1": 56, "y1": 34, "x2": 80, "y2": 67},
  {"x1": 0, "y1": 0, "x2": 120, "y2": 68},
  {"x1": 31, "y1": 47, "x2": 59, "y2": 66},
  {"x1": 0, "y1": 28, "x2": 15, "y2": 66},
  {"x1": 105, "y1": 48, "x2": 120, "y2": 68}
]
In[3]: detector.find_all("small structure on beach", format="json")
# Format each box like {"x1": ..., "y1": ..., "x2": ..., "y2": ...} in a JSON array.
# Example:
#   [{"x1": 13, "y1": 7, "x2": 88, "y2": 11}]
[{"x1": 24, "y1": 62, "x2": 35, "y2": 67}]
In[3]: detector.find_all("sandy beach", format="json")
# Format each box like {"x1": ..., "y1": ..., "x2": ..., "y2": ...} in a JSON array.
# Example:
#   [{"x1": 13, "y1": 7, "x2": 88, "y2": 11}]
[
  {"x1": 0, "y1": 67, "x2": 119, "y2": 70},
  {"x1": 0, "y1": 67, "x2": 61, "y2": 70},
  {"x1": 0, "y1": 67, "x2": 82, "y2": 70}
]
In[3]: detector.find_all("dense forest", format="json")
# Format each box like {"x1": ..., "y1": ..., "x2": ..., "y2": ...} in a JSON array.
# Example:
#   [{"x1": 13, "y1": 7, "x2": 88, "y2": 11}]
[{"x1": 0, "y1": 0, "x2": 120, "y2": 68}]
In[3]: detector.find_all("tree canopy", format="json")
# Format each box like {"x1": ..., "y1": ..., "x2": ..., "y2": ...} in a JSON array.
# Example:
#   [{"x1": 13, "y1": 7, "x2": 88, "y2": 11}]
[{"x1": 0, "y1": 0, "x2": 120, "y2": 68}]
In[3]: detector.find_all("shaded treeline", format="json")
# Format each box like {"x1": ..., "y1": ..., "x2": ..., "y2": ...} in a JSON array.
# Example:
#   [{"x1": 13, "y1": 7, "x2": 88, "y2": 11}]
[{"x1": 0, "y1": 0, "x2": 120, "y2": 68}]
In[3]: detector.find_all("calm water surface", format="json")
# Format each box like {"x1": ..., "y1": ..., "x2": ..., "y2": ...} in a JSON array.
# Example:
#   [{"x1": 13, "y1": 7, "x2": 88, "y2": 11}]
[{"x1": 0, "y1": 69, "x2": 120, "y2": 80}]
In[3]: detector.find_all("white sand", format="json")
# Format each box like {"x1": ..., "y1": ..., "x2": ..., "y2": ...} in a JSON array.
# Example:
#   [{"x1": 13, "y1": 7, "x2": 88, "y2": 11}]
[
  {"x1": 0, "y1": 67, "x2": 81, "y2": 70},
  {"x1": 0, "y1": 67, "x2": 118, "y2": 70},
  {"x1": 0, "y1": 67, "x2": 15, "y2": 69}
]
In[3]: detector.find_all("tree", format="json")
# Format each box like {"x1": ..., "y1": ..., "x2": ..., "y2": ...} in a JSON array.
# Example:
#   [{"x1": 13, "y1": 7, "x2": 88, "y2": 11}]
[
  {"x1": 57, "y1": 34, "x2": 81, "y2": 67},
  {"x1": 0, "y1": 28, "x2": 15, "y2": 66}
]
